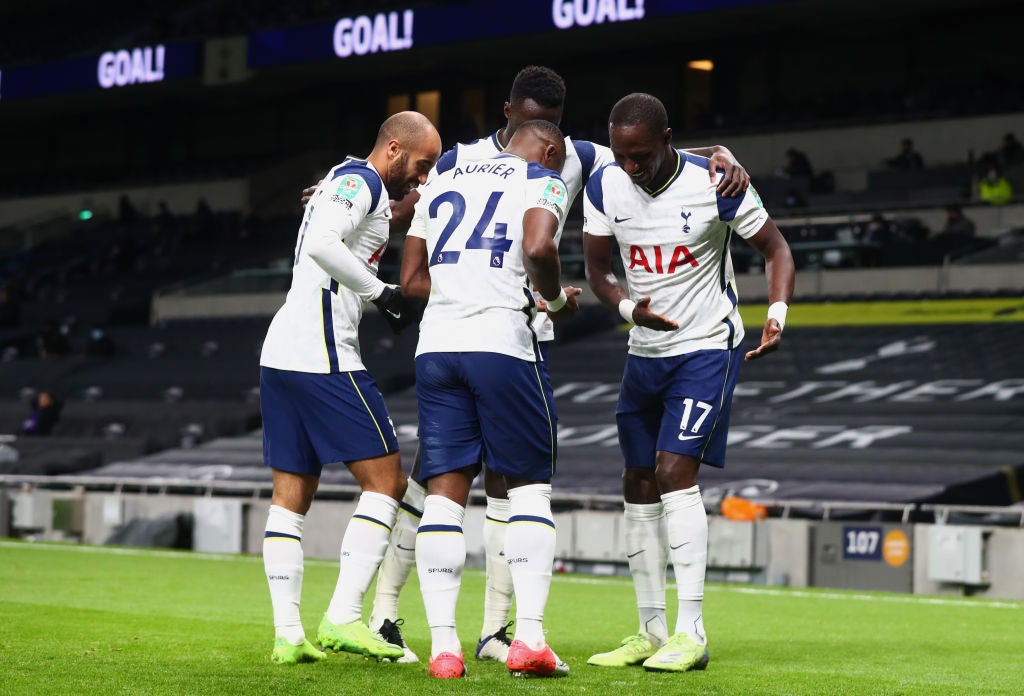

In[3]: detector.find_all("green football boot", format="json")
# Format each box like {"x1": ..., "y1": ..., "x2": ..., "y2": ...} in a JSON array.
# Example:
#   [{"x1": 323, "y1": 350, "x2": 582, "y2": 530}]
[
  {"x1": 271, "y1": 638, "x2": 326, "y2": 665},
  {"x1": 316, "y1": 615, "x2": 404, "y2": 660},
  {"x1": 641, "y1": 632, "x2": 710, "y2": 672},
  {"x1": 587, "y1": 633, "x2": 659, "y2": 667}
]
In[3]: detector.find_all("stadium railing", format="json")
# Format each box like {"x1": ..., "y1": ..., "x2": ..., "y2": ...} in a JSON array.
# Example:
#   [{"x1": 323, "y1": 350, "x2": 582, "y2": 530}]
[{"x1": 4, "y1": 473, "x2": 1022, "y2": 527}]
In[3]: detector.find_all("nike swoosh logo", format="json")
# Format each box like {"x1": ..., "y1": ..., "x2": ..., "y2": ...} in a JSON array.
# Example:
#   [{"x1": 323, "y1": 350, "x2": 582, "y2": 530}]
[
  {"x1": 670, "y1": 542, "x2": 690, "y2": 550},
  {"x1": 385, "y1": 309, "x2": 401, "y2": 319},
  {"x1": 678, "y1": 434, "x2": 702, "y2": 441},
  {"x1": 614, "y1": 216, "x2": 632, "y2": 223},
  {"x1": 626, "y1": 549, "x2": 645, "y2": 558},
  {"x1": 396, "y1": 544, "x2": 415, "y2": 551}
]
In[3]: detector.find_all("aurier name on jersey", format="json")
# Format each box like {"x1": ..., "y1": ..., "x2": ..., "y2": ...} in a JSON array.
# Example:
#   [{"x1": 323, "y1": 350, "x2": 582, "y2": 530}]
[
  {"x1": 424, "y1": 131, "x2": 613, "y2": 342},
  {"x1": 584, "y1": 151, "x2": 769, "y2": 358},
  {"x1": 410, "y1": 153, "x2": 569, "y2": 362},
  {"x1": 261, "y1": 157, "x2": 390, "y2": 374}
]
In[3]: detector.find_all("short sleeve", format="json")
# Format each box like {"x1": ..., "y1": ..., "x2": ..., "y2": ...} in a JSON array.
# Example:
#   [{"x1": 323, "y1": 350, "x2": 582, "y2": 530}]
[
  {"x1": 408, "y1": 187, "x2": 430, "y2": 240},
  {"x1": 583, "y1": 165, "x2": 613, "y2": 237},
  {"x1": 309, "y1": 172, "x2": 375, "y2": 241},
  {"x1": 525, "y1": 168, "x2": 569, "y2": 227},
  {"x1": 718, "y1": 183, "x2": 770, "y2": 239}
]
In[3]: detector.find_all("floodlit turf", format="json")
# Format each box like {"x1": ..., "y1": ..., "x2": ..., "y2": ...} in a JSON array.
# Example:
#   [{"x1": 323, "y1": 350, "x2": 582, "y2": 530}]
[
  {"x1": 1, "y1": 539, "x2": 1021, "y2": 695},
  {"x1": 737, "y1": 297, "x2": 1024, "y2": 328}
]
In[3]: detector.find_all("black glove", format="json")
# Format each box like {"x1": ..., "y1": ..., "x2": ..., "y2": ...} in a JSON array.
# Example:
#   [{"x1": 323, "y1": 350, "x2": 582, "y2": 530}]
[{"x1": 372, "y1": 285, "x2": 413, "y2": 334}]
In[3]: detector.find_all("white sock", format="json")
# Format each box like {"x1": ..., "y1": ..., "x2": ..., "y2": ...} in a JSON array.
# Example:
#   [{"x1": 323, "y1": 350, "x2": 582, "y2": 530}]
[
  {"x1": 416, "y1": 494, "x2": 466, "y2": 658},
  {"x1": 480, "y1": 495, "x2": 514, "y2": 638},
  {"x1": 624, "y1": 501, "x2": 669, "y2": 645},
  {"x1": 370, "y1": 478, "x2": 425, "y2": 630},
  {"x1": 662, "y1": 486, "x2": 708, "y2": 644},
  {"x1": 325, "y1": 491, "x2": 399, "y2": 626},
  {"x1": 263, "y1": 505, "x2": 306, "y2": 644},
  {"x1": 506, "y1": 484, "x2": 555, "y2": 651}
]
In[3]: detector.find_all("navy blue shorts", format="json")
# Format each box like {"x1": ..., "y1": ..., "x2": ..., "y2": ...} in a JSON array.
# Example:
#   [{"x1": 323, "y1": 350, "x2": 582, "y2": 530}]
[
  {"x1": 415, "y1": 352, "x2": 557, "y2": 482},
  {"x1": 260, "y1": 366, "x2": 399, "y2": 476},
  {"x1": 616, "y1": 348, "x2": 743, "y2": 469},
  {"x1": 537, "y1": 341, "x2": 556, "y2": 421}
]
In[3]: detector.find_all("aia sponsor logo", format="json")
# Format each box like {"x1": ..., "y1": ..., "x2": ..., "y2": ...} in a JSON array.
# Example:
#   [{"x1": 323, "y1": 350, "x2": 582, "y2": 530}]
[{"x1": 628, "y1": 244, "x2": 698, "y2": 274}]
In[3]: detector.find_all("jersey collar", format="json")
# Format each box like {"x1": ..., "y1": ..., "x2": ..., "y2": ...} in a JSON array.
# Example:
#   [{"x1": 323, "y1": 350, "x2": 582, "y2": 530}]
[
  {"x1": 491, "y1": 130, "x2": 506, "y2": 152},
  {"x1": 643, "y1": 149, "x2": 682, "y2": 198},
  {"x1": 343, "y1": 155, "x2": 384, "y2": 185}
]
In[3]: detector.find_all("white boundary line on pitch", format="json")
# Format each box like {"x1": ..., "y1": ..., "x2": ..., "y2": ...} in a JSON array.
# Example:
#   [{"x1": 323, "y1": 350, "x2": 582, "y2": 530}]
[
  {"x1": 551, "y1": 577, "x2": 1022, "y2": 609},
  {"x1": 3, "y1": 541, "x2": 1020, "y2": 609},
  {"x1": 716, "y1": 585, "x2": 1022, "y2": 610}
]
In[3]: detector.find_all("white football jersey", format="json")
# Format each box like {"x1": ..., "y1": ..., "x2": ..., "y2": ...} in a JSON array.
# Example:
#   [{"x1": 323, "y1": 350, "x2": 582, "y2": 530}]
[
  {"x1": 261, "y1": 157, "x2": 391, "y2": 373},
  {"x1": 410, "y1": 153, "x2": 570, "y2": 361},
  {"x1": 584, "y1": 151, "x2": 770, "y2": 358},
  {"x1": 417, "y1": 131, "x2": 612, "y2": 342}
]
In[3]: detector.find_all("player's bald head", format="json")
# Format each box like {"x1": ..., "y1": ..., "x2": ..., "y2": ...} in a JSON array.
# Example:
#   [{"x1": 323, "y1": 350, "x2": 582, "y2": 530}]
[
  {"x1": 506, "y1": 119, "x2": 566, "y2": 172},
  {"x1": 375, "y1": 110, "x2": 440, "y2": 151},
  {"x1": 372, "y1": 111, "x2": 442, "y2": 199},
  {"x1": 609, "y1": 93, "x2": 669, "y2": 136}
]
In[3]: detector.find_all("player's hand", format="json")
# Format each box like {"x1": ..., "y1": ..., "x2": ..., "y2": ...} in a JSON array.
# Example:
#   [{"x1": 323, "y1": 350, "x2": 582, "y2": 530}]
[
  {"x1": 536, "y1": 286, "x2": 581, "y2": 312},
  {"x1": 542, "y1": 286, "x2": 582, "y2": 322},
  {"x1": 372, "y1": 285, "x2": 415, "y2": 334},
  {"x1": 708, "y1": 150, "x2": 750, "y2": 198},
  {"x1": 300, "y1": 180, "x2": 323, "y2": 208},
  {"x1": 744, "y1": 318, "x2": 782, "y2": 361},
  {"x1": 632, "y1": 296, "x2": 679, "y2": 331}
]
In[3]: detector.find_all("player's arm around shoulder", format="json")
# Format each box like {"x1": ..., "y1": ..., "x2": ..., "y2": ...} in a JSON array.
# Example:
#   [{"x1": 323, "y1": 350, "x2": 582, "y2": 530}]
[
  {"x1": 681, "y1": 145, "x2": 750, "y2": 198},
  {"x1": 743, "y1": 216, "x2": 795, "y2": 361}
]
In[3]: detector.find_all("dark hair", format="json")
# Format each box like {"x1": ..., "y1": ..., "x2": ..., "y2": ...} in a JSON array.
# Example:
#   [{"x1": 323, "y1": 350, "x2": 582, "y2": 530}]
[
  {"x1": 518, "y1": 119, "x2": 565, "y2": 146},
  {"x1": 509, "y1": 66, "x2": 566, "y2": 109},
  {"x1": 609, "y1": 93, "x2": 668, "y2": 135}
]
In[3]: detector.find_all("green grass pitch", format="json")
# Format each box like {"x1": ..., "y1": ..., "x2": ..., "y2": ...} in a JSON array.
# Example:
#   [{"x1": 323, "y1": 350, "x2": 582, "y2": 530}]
[{"x1": 1, "y1": 539, "x2": 1021, "y2": 695}]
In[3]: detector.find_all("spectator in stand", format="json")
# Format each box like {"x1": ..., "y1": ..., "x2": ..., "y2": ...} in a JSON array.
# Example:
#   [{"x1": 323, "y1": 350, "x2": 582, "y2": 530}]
[
  {"x1": 885, "y1": 138, "x2": 924, "y2": 170},
  {"x1": 939, "y1": 205, "x2": 976, "y2": 237},
  {"x1": 156, "y1": 200, "x2": 176, "y2": 234},
  {"x1": 998, "y1": 132, "x2": 1024, "y2": 168},
  {"x1": 782, "y1": 147, "x2": 814, "y2": 178},
  {"x1": 195, "y1": 197, "x2": 215, "y2": 238},
  {"x1": 22, "y1": 391, "x2": 61, "y2": 436},
  {"x1": 858, "y1": 213, "x2": 892, "y2": 267},
  {"x1": 863, "y1": 213, "x2": 893, "y2": 244},
  {"x1": 978, "y1": 166, "x2": 1014, "y2": 205},
  {"x1": 118, "y1": 194, "x2": 139, "y2": 228}
]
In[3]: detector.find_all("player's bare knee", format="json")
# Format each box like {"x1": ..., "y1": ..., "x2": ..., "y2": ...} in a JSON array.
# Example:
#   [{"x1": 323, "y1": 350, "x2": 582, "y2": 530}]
[
  {"x1": 654, "y1": 455, "x2": 699, "y2": 493},
  {"x1": 623, "y1": 467, "x2": 661, "y2": 504},
  {"x1": 483, "y1": 467, "x2": 509, "y2": 498},
  {"x1": 270, "y1": 469, "x2": 318, "y2": 514}
]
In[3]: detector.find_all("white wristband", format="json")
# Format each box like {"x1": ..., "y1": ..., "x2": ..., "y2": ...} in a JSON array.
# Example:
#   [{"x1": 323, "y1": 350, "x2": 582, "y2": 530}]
[
  {"x1": 767, "y1": 301, "x2": 788, "y2": 330},
  {"x1": 545, "y1": 288, "x2": 568, "y2": 312},
  {"x1": 618, "y1": 298, "x2": 637, "y2": 324}
]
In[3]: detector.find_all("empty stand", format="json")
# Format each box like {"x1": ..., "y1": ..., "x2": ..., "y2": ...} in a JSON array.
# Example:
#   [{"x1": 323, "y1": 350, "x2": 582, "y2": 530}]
[{"x1": 68, "y1": 317, "x2": 1024, "y2": 515}]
